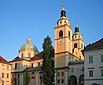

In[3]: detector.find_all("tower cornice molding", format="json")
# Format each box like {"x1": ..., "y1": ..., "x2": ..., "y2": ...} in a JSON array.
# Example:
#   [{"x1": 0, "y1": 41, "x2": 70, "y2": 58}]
[
  {"x1": 54, "y1": 36, "x2": 72, "y2": 41},
  {"x1": 54, "y1": 25, "x2": 72, "y2": 30}
]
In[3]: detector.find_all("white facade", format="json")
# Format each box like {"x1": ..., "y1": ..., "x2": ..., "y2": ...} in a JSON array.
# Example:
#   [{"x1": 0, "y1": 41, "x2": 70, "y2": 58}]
[
  {"x1": 68, "y1": 61, "x2": 84, "y2": 85},
  {"x1": 84, "y1": 49, "x2": 103, "y2": 85}
]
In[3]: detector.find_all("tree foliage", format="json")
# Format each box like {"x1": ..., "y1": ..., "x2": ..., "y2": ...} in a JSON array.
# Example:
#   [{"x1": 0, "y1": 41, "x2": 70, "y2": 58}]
[
  {"x1": 42, "y1": 36, "x2": 55, "y2": 85},
  {"x1": 23, "y1": 69, "x2": 30, "y2": 85}
]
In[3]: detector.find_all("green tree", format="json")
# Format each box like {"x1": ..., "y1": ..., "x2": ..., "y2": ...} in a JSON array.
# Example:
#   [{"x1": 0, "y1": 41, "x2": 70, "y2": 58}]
[
  {"x1": 42, "y1": 36, "x2": 55, "y2": 85},
  {"x1": 23, "y1": 69, "x2": 30, "y2": 85}
]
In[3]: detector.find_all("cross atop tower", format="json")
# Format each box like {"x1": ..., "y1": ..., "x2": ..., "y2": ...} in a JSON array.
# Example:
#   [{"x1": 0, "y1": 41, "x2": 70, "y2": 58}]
[
  {"x1": 26, "y1": 37, "x2": 32, "y2": 44},
  {"x1": 76, "y1": 22, "x2": 79, "y2": 27},
  {"x1": 75, "y1": 22, "x2": 80, "y2": 32},
  {"x1": 60, "y1": 5, "x2": 66, "y2": 17}
]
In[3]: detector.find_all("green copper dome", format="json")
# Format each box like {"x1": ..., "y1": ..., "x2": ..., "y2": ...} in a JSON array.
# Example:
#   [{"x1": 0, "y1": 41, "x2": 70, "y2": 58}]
[{"x1": 19, "y1": 37, "x2": 39, "y2": 53}]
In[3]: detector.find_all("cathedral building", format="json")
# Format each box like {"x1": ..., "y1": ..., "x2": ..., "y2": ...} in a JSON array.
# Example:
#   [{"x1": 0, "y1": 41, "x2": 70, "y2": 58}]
[
  {"x1": 9, "y1": 6, "x2": 85, "y2": 85},
  {"x1": 0, "y1": 2, "x2": 103, "y2": 85}
]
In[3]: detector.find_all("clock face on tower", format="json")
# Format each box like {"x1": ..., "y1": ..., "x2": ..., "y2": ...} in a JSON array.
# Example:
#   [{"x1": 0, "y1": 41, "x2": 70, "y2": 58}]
[{"x1": 58, "y1": 40, "x2": 63, "y2": 45}]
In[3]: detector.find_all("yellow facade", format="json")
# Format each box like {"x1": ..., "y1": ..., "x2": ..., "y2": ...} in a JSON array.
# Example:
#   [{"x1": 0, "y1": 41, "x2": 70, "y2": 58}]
[
  {"x1": 54, "y1": 7, "x2": 84, "y2": 85},
  {"x1": 72, "y1": 23, "x2": 84, "y2": 60},
  {"x1": 9, "y1": 6, "x2": 85, "y2": 85},
  {"x1": 54, "y1": 7, "x2": 84, "y2": 69},
  {"x1": 54, "y1": 20, "x2": 72, "y2": 54}
]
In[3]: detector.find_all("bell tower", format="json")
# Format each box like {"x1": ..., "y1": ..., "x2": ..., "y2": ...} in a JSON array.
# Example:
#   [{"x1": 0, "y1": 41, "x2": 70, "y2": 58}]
[
  {"x1": 54, "y1": 6, "x2": 72, "y2": 54},
  {"x1": 72, "y1": 23, "x2": 84, "y2": 60},
  {"x1": 54, "y1": 6, "x2": 73, "y2": 85},
  {"x1": 54, "y1": 6, "x2": 73, "y2": 68}
]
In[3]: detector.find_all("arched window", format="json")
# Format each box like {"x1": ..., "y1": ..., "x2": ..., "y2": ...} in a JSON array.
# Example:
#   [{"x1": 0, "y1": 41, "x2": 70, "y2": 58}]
[
  {"x1": 74, "y1": 43, "x2": 77, "y2": 48},
  {"x1": 69, "y1": 75, "x2": 77, "y2": 85},
  {"x1": 68, "y1": 31, "x2": 70, "y2": 38},
  {"x1": 59, "y1": 30, "x2": 63, "y2": 38}
]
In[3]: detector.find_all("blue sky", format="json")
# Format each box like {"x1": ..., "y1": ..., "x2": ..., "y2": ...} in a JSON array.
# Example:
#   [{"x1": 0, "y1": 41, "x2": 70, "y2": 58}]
[{"x1": 0, "y1": 0, "x2": 103, "y2": 61}]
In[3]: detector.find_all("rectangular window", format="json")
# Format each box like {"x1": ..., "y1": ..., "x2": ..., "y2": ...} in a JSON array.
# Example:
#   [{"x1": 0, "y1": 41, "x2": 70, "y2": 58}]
[
  {"x1": 61, "y1": 79, "x2": 64, "y2": 83},
  {"x1": 38, "y1": 62, "x2": 40, "y2": 66},
  {"x1": 101, "y1": 70, "x2": 103, "y2": 76},
  {"x1": 57, "y1": 72, "x2": 60, "y2": 76},
  {"x1": 18, "y1": 74, "x2": 19, "y2": 78},
  {"x1": 7, "y1": 73, "x2": 9, "y2": 78},
  {"x1": 89, "y1": 70, "x2": 93, "y2": 77},
  {"x1": 31, "y1": 63, "x2": 33, "y2": 67},
  {"x1": 101, "y1": 55, "x2": 103, "y2": 62},
  {"x1": 89, "y1": 56, "x2": 93, "y2": 63},
  {"x1": 15, "y1": 63, "x2": 17, "y2": 69},
  {"x1": 61, "y1": 72, "x2": 64, "y2": 76},
  {"x1": 57, "y1": 79, "x2": 60, "y2": 83},
  {"x1": 2, "y1": 73, "x2": 4, "y2": 78},
  {"x1": 2, "y1": 81, "x2": 4, "y2": 85}
]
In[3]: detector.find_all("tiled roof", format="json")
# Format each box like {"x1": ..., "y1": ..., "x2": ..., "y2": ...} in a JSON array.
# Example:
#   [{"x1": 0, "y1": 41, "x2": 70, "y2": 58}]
[
  {"x1": 0, "y1": 56, "x2": 9, "y2": 64},
  {"x1": 84, "y1": 38, "x2": 103, "y2": 51},
  {"x1": 10, "y1": 56, "x2": 29, "y2": 62},
  {"x1": 31, "y1": 52, "x2": 43, "y2": 61},
  {"x1": 10, "y1": 52, "x2": 43, "y2": 62},
  {"x1": 31, "y1": 49, "x2": 54, "y2": 61}
]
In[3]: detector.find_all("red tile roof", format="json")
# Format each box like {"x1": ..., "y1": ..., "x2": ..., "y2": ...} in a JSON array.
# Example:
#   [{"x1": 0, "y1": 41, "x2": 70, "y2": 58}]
[
  {"x1": 0, "y1": 56, "x2": 9, "y2": 64},
  {"x1": 84, "y1": 38, "x2": 103, "y2": 51},
  {"x1": 31, "y1": 52, "x2": 43, "y2": 61},
  {"x1": 10, "y1": 56, "x2": 30, "y2": 62},
  {"x1": 10, "y1": 52, "x2": 43, "y2": 62}
]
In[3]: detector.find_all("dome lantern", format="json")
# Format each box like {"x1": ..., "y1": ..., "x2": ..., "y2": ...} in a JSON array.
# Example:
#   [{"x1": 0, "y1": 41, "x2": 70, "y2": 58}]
[{"x1": 19, "y1": 37, "x2": 39, "y2": 59}]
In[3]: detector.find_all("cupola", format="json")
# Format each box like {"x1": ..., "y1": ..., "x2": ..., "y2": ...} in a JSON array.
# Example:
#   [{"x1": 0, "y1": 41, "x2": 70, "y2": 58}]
[{"x1": 19, "y1": 37, "x2": 39, "y2": 59}]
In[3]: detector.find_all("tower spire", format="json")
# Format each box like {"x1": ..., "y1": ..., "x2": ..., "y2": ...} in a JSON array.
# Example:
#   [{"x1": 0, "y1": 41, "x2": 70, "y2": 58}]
[
  {"x1": 75, "y1": 22, "x2": 79, "y2": 32},
  {"x1": 76, "y1": 22, "x2": 79, "y2": 27},
  {"x1": 62, "y1": 5, "x2": 65, "y2": 10},
  {"x1": 61, "y1": 0, "x2": 65, "y2": 10},
  {"x1": 60, "y1": 5, "x2": 66, "y2": 17},
  {"x1": 26, "y1": 37, "x2": 32, "y2": 44}
]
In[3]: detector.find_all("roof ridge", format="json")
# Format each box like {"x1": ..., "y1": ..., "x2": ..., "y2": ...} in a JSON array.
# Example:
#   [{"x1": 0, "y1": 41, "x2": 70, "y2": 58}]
[
  {"x1": 0, "y1": 56, "x2": 9, "y2": 64},
  {"x1": 84, "y1": 38, "x2": 103, "y2": 51}
]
